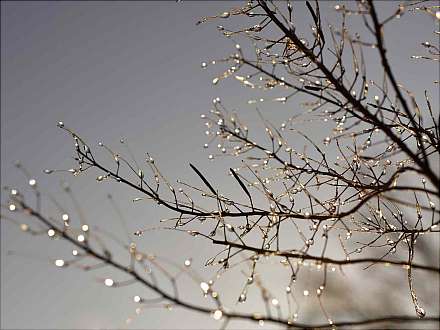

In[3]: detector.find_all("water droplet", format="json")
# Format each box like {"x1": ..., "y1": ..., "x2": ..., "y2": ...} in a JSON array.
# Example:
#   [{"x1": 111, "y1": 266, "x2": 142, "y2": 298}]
[
  {"x1": 57, "y1": 121, "x2": 64, "y2": 128},
  {"x1": 47, "y1": 229, "x2": 56, "y2": 237},
  {"x1": 271, "y1": 298, "x2": 279, "y2": 306},
  {"x1": 212, "y1": 77, "x2": 219, "y2": 85},
  {"x1": 416, "y1": 307, "x2": 426, "y2": 318},
  {"x1": 274, "y1": 97, "x2": 287, "y2": 103},
  {"x1": 200, "y1": 282, "x2": 210, "y2": 293},
  {"x1": 134, "y1": 230, "x2": 144, "y2": 236},
  {"x1": 8, "y1": 204, "x2": 16, "y2": 211},
  {"x1": 77, "y1": 234, "x2": 85, "y2": 242},
  {"x1": 55, "y1": 259, "x2": 65, "y2": 267},
  {"x1": 184, "y1": 259, "x2": 192, "y2": 267},
  {"x1": 303, "y1": 290, "x2": 309, "y2": 296},
  {"x1": 133, "y1": 295, "x2": 142, "y2": 303},
  {"x1": 104, "y1": 278, "x2": 114, "y2": 287},
  {"x1": 28, "y1": 179, "x2": 36, "y2": 186},
  {"x1": 201, "y1": 62, "x2": 207, "y2": 69},
  {"x1": 238, "y1": 292, "x2": 247, "y2": 303},
  {"x1": 212, "y1": 309, "x2": 223, "y2": 320},
  {"x1": 220, "y1": 12, "x2": 230, "y2": 18}
]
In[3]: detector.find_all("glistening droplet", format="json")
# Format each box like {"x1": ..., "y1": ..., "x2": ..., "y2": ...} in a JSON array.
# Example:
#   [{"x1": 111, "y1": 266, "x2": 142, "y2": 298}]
[
  {"x1": 238, "y1": 293, "x2": 247, "y2": 303},
  {"x1": 416, "y1": 307, "x2": 426, "y2": 318}
]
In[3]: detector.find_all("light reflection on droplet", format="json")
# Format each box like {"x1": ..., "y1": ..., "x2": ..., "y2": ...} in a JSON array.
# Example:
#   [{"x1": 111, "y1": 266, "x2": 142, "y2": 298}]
[
  {"x1": 416, "y1": 306, "x2": 426, "y2": 318},
  {"x1": 104, "y1": 278, "x2": 114, "y2": 287},
  {"x1": 134, "y1": 230, "x2": 144, "y2": 237},
  {"x1": 200, "y1": 282, "x2": 210, "y2": 293},
  {"x1": 212, "y1": 309, "x2": 223, "y2": 320}
]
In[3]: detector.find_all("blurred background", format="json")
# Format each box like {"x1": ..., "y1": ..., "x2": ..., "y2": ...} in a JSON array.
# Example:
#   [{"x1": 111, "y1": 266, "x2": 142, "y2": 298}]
[{"x1": 1, "y1": 1, "x2": 438, "y2": 329}]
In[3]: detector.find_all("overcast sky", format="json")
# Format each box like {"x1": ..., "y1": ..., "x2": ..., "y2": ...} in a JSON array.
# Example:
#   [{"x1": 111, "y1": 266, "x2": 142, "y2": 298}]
[{"x1": 1, "y1": 1, "x2": 438, "y2": 329}]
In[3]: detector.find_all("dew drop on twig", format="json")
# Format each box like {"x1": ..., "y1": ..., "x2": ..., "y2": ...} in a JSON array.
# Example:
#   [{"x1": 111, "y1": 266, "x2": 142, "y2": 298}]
[{"x1": 416, "y1": 306, "x2": 426, "y2": 318}]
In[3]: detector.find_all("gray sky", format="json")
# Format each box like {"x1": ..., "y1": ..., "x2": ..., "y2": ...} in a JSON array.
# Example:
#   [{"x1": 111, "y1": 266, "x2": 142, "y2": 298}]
[{"x1": 1, "y1": 1, "x2": 438, "y2": 329}]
